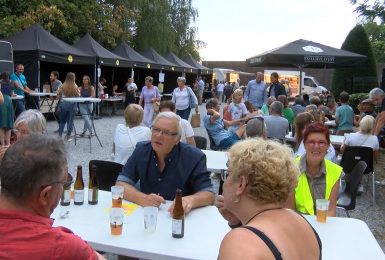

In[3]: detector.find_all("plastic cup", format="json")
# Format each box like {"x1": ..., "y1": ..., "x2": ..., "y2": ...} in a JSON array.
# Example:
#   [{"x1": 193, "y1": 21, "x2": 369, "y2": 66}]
[
  {"x1": 143, "y1": 206, "x2": 158, "y2": 233},
  {"x1": 105, "y1": 93, "x2": 109, "y2": 99},
  {"x1": 316, "y1": 199, "x2": 329, "y2": 223},
  {"x1": 111, "y1": 186, "x2": 124, "y2": 208},
  {"x1": 110, "y1": 208, "x2": 124, "y2": 235}
]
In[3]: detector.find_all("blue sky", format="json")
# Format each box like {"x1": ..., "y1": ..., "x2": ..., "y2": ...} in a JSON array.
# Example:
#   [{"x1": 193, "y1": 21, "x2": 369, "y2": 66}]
[{"x1": 193, "y1": 0, "x2": 359, "y2": 61}]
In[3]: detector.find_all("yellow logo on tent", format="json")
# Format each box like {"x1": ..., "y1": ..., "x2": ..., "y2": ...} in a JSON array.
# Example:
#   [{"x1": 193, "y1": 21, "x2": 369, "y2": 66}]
[
  {"x1": 172, "y1": 67, "x2": 174, "y2": 71},
  {"x1": 147, "y1": 64, "x2": 151, "y2": 69},
  {"x1": 116, "y1": 60, "x2": 120, "y2": 66},
  {"x1": 68, "y1": 55, "x2": 73, "y2": 63}
]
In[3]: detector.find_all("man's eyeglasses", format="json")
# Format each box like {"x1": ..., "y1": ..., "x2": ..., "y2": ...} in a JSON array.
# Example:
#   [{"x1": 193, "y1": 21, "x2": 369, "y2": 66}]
[{"x1": 151, "y1": 127, "x2": 179, "y2": 137}]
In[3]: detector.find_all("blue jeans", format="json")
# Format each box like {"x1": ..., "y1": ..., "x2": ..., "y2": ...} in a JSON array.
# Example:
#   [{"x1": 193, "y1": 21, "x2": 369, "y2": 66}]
[
  {"x1": 14, "y1": 98, "x2": 26, "y2": 118},
  {"x1": 79, "y1": 103, "x2": 93, "y2": 133},
  {"x1": 59, "y1": 101, "x2": 76, "y2": 137},
  {"x1": 176, "y1": 107, "x2": 191, "y2": 120}
]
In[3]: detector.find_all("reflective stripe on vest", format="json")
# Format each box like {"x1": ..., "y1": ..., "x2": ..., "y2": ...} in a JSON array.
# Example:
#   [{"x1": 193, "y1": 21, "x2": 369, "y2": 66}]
[{"x1": 294, "y1": 157, "x2": 342, "y2": 215}]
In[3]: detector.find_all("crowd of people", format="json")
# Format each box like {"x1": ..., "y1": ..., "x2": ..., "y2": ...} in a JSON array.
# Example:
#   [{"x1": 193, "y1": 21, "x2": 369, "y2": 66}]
[{"x1": 0, "y1": 66, "x2": 383, "y2": 259}]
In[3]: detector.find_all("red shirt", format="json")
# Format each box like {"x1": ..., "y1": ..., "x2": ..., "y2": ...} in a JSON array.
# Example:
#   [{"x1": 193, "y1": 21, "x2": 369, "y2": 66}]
[{"x1": 0, "y1": 209, "x2": 97, "y2": 260}]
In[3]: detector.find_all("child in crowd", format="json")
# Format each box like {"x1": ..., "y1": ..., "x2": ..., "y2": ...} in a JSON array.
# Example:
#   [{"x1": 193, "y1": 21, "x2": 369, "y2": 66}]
[
  {"x1": 335, "y1": 91, "x2": 354, "y2": 135},
  {"x1": 228, "y1": 89, "x2": 248, "y2": 132}
]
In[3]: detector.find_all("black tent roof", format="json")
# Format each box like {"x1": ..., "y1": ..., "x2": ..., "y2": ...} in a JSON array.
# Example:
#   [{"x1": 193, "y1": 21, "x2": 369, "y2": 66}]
[
  {"x1": 73, "y1": 33, "x2": 130, "y2": 67},
  {"x1": 0, "y1": 41, "x2": 13, "y2": 74},
  {"x1": 183, "y1": 54, "x2": 212, "y2": 74},
  {"x1": 140, "y1": 48, "x2": 181, "y2": 71},
  {"x1": 112, "y1": 42, "x2": 155, "y2": 69},
  {"x1": 163, "y1": 52, "x2": 197, "y2": 74},
  {"x1": 246, "y1": 39, "x2": 367, "y2": 68},
  {"x1": 4, "y1": 24, "x2": 95, "y2": 64}
]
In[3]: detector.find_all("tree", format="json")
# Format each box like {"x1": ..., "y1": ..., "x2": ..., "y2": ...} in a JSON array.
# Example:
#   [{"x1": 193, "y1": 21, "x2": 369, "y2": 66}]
[
  {"x1": 331, "y1": 24, "x2": 378, "y2": 94},
  {"x1": 362, "y1": 21, "x2": 385, "y2": 62},
  {"x1": 351, "y1": 0, "x2": 385, "y2": 22}
]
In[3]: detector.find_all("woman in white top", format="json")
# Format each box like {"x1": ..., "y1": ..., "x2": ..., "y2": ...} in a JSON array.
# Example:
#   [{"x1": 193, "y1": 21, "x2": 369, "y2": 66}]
[
  {"x1": 172, "y1": 77, "x2": 198, "y2": 121},
  {"x1": 112, "y1": 104, "x2": 151, "y2": 165},
  {"x1": 341, "y1": 115, "x2": 379, "y2": 160},
  {"x1": 159, "y1": 100, "x2": 196, "y2": 146}
]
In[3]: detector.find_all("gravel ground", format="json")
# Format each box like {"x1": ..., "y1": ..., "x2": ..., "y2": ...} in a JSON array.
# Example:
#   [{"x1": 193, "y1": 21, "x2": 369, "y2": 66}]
[{"x1": 44, "y1": 102, "x2": 385, "y2": 253}]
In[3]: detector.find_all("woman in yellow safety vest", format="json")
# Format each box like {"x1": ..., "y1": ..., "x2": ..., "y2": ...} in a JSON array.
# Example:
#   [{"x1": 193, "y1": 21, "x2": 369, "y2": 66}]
[{"x1": 287, "y1": 122, "x2": 342, "y2": 216}]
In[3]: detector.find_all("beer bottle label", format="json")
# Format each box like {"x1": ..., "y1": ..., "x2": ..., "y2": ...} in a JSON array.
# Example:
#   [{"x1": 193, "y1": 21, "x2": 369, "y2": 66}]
[
  {"x1": 74, "y1": 189, "x2": 84, "y2": 203},
  {"x1": 88, "y1": 188, "x2": 98, "y2": 202},
  {"x1": 172, "y1": 219, "x2": 183, "y2": 235},
  {"x1": 62, "y1": 190, "x2": 71, "y2": 203}
]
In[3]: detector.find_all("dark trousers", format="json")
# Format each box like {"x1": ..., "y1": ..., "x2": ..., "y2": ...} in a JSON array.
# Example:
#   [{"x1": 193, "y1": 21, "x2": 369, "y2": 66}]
[{"x1": 176, "y1": 107, "x2": 191, "y2": 120}]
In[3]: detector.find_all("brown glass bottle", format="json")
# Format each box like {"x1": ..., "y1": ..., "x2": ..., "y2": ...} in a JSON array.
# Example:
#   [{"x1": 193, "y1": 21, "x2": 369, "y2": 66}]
[
  {"x1": 60, "y1": 174, "x2": 73, "y2": 206},
  {"x1": 172, "y1": 189, "x2": 184, "y2": 238},
  {"x1": 88, "y1": 165, "x2": 99, "y2": 205},
  {"x1": 74, "y1": 165, "x2": 84, "y2": 205}
]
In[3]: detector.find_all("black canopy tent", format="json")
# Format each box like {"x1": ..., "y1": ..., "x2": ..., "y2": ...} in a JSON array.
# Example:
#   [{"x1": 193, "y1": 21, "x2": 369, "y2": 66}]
[
  {"x1": 246, "y1": 39, "x2": 367, "y2": 92},
  {"x1": 183, "y1": 54, "x2": 213, "y2": 75},
  {"x1": 140, "y1": 48, "x2": 182, "y2": 93},
  {"x1": 3, "y1": 24, "x2": 95, "y2": 90},
  {"x1": 73, "y1": 33, "x2": 132, "y2": 92},
  {"x1": 0, "y1": 41, "x2": 13, "y2": 74},
  {"x1": 163, "y1": 52, "x2": 198, "y2": 86}
]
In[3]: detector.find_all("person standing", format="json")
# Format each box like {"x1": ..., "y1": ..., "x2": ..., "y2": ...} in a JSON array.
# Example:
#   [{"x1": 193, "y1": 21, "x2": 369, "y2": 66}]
[
  {"x1": 217, "y1": 81, "x2": 225, "y2": 104},
  {"x1": 198, "y1": 76, "x2": 205, "y2": 105},
  {"x1": 79, "y1": 75, "x2": 95, "y2": 137},
  {"x1": 50, "y1": 71, "x2": 62, "y2": 133},
  {"x1": 0, "y1": 72, "x2": 14, "y2": 145},
  {"x1": 50, "y1": 71, "x2": 62, "y2": 93},
  {"x1": 335, "y1": 91, "x2": 354, "y2": 136},
  {"x1": 244, "y1": 72, "x2": 267, "y2": 109},
  {"x1": 57, "y1": 72, "x2": 79, "y2": 141},
  {"x1": 268, "y1": 72, "x2": 286, "y2": 99},
  {"x1": 139, "y1": 76, "x2": 161, "y2": 127},
  {"x1": 171, "y1": 77, "x2": 198, "y2": 120},
  {"x1": 10, "y1": 64, "x2": 32, "y2": 117},
  {"x1": 124, "y1": 77, "x2": 137, "y2": 108}
]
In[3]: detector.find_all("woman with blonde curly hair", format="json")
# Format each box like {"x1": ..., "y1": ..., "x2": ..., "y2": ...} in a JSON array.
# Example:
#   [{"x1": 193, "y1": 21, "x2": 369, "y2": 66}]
[{"x1": 216, "y1": 139, "x2": 321, "y2": 260}]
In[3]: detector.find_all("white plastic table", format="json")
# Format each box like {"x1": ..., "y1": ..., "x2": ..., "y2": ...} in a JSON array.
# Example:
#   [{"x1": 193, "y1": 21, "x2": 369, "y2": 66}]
[
  {"x1": 324, "y1": 120, "x2": 336, "y2": 127},
  {"x1": 52, "y1": 190, "x2": 384, "y2": 260},
  {"x1": 202, "y1": 149, "x2": 227, "y2": 173},
  {"x1": 30, "y1": 92, "x2": 58, "y2": 119},
  {"x1": 101, "y1": 97, "x2": 124, "y2": 117},
  {"x1": 63, "y1": 97, "x2": 102, "y2": 152}
]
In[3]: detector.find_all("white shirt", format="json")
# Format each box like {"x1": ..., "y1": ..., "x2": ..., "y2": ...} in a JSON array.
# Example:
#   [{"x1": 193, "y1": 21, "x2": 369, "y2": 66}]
[
  {"x1": 179, "y1": 116, "x2": 194, "y2": 143},
  {"x1": 113, "y1": 124, "x2": 151, "y2": 165},
  {"x1": 217, "y1": 83, "x2": 225, "y2": 92},
  {"x1": 126, "y1": 82, "x2": 137, "y2": 91},
  {"x1": 344, "y1": 132, "x2": 379, "y2": 150},
  {"x1": 172, "y1": 87, "x2": 197, "y2": 110},
  {"x1": 295, "y1": 140, "x2": 337, "y2": 163}
]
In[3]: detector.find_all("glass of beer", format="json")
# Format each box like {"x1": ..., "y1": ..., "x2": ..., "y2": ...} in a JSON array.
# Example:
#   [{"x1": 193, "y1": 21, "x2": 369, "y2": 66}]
[
  {"x1": 316, "y1": 199, "x2": 329, "y2": 223},
  {"x1": 110, "y1": 208, "x2": 124, "y2": 235},
  {"x1": 143, "y1": 206, "x2": 158, "y2": 233},
  {"x1": 111, "y1": 186, "x2": 124, "y2": 208}
]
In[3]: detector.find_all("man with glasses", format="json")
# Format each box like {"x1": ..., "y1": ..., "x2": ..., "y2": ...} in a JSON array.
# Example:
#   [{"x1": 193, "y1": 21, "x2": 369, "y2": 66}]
[
  {"x1": 0, "y1": 135, "x2": 104, "y2": 259},
  {"x1": 116, "y1": 112, "x2": 214, "y2": 214}
]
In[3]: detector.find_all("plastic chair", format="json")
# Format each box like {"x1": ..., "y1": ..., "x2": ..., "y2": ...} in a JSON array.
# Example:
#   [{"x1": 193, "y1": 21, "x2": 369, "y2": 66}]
[
  {"x1": 340, "y1": 146, "x2": 375, "y2": 205},
  {"x1": 337, "y1": 161, "x2": 367, "y2": 217},
  {"x1": 89, "y1": 160, "x2": 123, "y2": 191},
  {"x1": 194, "y1": 135, "x2": 207, "y2": 150}
]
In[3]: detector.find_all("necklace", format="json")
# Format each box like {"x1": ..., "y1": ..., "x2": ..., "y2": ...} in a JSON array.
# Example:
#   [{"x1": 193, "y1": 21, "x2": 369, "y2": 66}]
[{"x1": 245, "y1": 207, "x2": 281, "y2": 225}]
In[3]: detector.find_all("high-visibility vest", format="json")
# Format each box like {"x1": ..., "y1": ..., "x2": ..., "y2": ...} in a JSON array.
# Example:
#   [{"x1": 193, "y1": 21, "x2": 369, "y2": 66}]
[{"x1": 294, "y1": 157, "x2": 342, "y2": 215}]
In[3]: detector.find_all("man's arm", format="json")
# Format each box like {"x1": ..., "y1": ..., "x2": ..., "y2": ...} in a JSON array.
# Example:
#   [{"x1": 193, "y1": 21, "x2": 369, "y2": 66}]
[
  {"x1": 115, "y1": 181, "x2": 165, "y2": 207},
  {"x1": 374, "y1": 111, "x2": 385, "y2": 136},
  {"x1": 244, "y1": 83, "x2": 250, "y2": 101}
]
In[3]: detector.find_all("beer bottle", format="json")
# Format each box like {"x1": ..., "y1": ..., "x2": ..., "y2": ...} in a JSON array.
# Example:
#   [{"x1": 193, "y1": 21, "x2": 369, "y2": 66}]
[
  {"x1": 74, "y1": 165, "x2": 84, "y2": 205},
  {"x1": 60, "y1": 174, "x2": 72, "y2": 206},
  {"x1": 172, "y1": 189, "x2": 184, "y2": 238},
  {"x1": 88, "y1": 165, "x2": 99, "y2": 205}
]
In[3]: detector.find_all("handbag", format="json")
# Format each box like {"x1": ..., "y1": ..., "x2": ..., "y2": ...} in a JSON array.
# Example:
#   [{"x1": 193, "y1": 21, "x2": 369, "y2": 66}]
[
  {"x1": 153, "y1": 101, "x2": 160, "y2": 113},
  {"x1": 190, "y1": 112, "x2": 201, "y2": 128},
  {"x1": 187, "y1": 87, "x2": 197, "y2": 109}
]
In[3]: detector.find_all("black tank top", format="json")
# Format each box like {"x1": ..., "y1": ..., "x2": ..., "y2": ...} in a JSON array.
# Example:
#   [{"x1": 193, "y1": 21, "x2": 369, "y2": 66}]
[{"x1": 242, "y1": 213, "x2": 322, "y2": 260}]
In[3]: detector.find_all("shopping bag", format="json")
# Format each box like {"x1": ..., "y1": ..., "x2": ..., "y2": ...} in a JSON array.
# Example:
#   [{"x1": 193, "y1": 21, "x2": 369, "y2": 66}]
[{"x1": 190, "y1": 113, "x2": 201, "y2": 128}]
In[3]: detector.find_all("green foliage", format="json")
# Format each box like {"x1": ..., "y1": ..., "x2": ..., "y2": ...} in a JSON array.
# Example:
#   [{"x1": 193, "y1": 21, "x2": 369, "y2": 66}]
[
  {"x1": 351, "y1": 0, "x2": 385, "y2": 23},
  {"x1": 362, "y1": 22, "x2": 385, "y2": 62},
  {"x1": 0, "y1": 0, "x2": 201, "y2": 58},
  {"x1": 349, "y1": 92, "x2": 369, "y2": 113},
  {"x1": 331, "y1": 25, "x2": 378, "y2": 95}
]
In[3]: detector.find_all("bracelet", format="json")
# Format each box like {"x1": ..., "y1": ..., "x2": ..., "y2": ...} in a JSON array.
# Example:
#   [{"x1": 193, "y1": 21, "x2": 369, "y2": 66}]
[{"x1": 228, "y1": 222, "x2": 242, "y2": 229}]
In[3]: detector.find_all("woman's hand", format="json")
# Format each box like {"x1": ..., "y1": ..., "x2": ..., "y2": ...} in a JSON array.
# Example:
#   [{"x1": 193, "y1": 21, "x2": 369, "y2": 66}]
[{"x1": 215, "y1": 195, "x2": 240, "y2": 225}]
